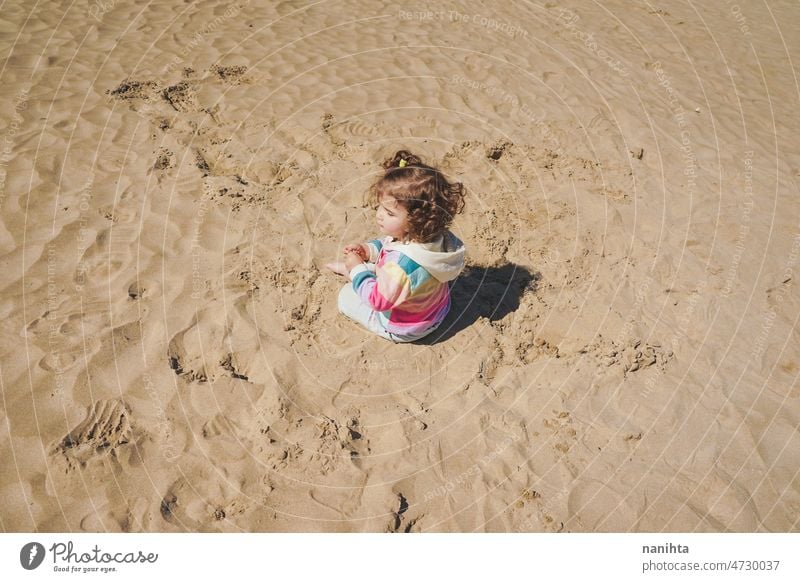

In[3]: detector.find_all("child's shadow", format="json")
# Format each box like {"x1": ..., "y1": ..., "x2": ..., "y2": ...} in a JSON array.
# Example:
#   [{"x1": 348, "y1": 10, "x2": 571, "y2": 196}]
[{"x1": 418, "y1": 263, "x2": 540, "y2": 344}]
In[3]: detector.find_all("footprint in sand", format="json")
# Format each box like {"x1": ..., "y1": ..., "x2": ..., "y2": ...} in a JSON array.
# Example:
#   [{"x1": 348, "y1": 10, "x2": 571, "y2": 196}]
[
  {"x1": 321, "y1": 113, "x2": 391, "y2": 145},
  {"x1": 38, "y1": 341, "x2": 100, "y2": 374},
  {"x1": 56, "y1": 304, "x2": 111, "y2": 337},
  {"x1": 108, "y1": 68, "x2": 307, "y2": 217},
  {"x1": 26, "y1": 298, "x2": 109, "y2": 340},
  {"x1": 584, "y1": 336, "x2": 673, "y2": 376},
  {"x1": 387, "y1": 492, "x2": 420, "y2": 533},
  {"x1": 210, "y1": 65, "x2": 252, "y2": 85},
  {"x1": 166, "y1": 320, "x2": 220, "y2": 384},
  {"x1": 511, "y1": 488, "x2": 565, "y2": 533},
  {"x1": 302, "y1": 414, "x2": 368, "y2": 475},
  {"x1": 106, "y1": 79, "x2": 161, "y2": 103},
  {"x1": 542, "y1": 410, "x2": 578, "y2": 457},
  {"x1": 159, "y1": 473, "x2": 249, "y2": 531},
  {"x1": 109, "y1": 65, "x2": 251, "y2": 118},
  {"x1": 125, "y1": 278, "x2": 160, "y2": 300},
  {"x1": 78, "y1": 495, "x2": 158, "y2": 532},
  {"x1": 162, "y1": 82, "x2": 202, "y2": 113},
  {"x1": 153, "y1": 148, "x2": 175, "y2": 171},
  {"x1": 75, "y1": 223, "x2": 138, "y2": 286},
  {"x1": 52, "y1": 399, "x2": 137, "y2": 468},
  {"x1": 200, "y1": 413, "x2": 250, "y2": 461},
  {"x1": 33, "y1": 301, "x2": 110, "y2": 373}
]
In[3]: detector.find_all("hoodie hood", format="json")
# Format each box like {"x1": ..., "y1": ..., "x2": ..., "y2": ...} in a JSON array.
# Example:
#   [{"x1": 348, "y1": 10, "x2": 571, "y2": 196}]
[{"x1": 384, "y1": 230, "x2": 466, "y2": 283}]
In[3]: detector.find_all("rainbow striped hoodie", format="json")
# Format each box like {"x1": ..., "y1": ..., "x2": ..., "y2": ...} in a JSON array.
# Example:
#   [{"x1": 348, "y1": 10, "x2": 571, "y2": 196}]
[{"x1": 348, "y1": 230, "x2": 466, "y2": 337}]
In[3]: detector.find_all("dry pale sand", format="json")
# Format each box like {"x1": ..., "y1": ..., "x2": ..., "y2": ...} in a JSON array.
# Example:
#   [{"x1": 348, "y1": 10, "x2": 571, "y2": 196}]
[{"x1": 1, "y1": 0, "x2": 798, "y2": 532}]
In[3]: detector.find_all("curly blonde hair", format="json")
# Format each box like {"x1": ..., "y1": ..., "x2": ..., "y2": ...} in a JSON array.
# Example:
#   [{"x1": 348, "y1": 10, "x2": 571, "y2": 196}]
[{"x1": 367, "y1": 150, "x2": 466, "y2": 243}]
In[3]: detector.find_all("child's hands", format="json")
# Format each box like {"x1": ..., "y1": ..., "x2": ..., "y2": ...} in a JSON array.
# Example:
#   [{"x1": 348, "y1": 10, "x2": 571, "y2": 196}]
[
  {"x1": 343, "y1": 243, "x2": 369, "y2": 261},
  {"x1": 324, "y1": 244, "x2": 367, "y2": 277},
  {"x1": 343, "y1": 249, "x2": 364, "y2": 272}
]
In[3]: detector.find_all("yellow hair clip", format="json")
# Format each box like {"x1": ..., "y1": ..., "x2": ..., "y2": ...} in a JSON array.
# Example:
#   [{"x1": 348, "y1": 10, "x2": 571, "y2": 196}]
[{"x1": 398, "y1": 159, "x2": 407, "y2": 168}]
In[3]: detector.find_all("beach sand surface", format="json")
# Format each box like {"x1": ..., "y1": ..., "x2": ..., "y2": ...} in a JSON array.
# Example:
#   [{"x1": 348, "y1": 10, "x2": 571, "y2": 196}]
[{"x1": 1, "y1": 0, "x2": 798, "y2": 531}]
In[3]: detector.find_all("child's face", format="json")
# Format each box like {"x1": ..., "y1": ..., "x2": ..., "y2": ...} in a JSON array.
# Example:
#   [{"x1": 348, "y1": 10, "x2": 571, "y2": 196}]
[{"x1": 376, "y1": 194, "x2": 409, "y2": 240}]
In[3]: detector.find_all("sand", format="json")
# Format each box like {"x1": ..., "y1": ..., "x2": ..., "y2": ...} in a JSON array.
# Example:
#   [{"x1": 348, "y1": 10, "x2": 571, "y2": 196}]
[{"x1": 0, "y1": 0, "x2": 798, "y2": 532}]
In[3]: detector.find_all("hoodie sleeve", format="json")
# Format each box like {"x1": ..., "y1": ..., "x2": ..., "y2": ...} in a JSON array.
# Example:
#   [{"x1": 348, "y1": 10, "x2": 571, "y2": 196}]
[
  {"x1": 349, "y1": 249, "x2": 412, "y2": 311},
  {"x1": 364, "y1": 238, "x2": 384, "y2": 263}
]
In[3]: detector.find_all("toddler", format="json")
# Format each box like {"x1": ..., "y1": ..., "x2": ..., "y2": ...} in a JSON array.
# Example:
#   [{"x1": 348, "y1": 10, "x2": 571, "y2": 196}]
[{"x1": 325, "y1": 150, "x2": 467, "y2": 343}]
